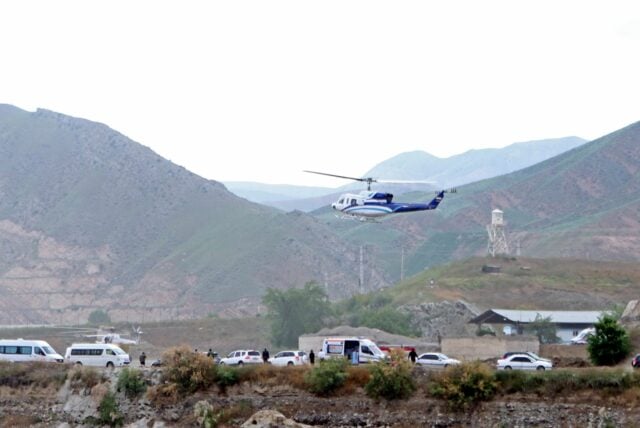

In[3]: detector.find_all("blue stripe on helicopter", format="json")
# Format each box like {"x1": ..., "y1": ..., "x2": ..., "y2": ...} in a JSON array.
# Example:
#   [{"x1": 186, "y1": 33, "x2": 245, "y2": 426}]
[{"x1": 344, "y1": 206, "x2": 393, "y2": 214}]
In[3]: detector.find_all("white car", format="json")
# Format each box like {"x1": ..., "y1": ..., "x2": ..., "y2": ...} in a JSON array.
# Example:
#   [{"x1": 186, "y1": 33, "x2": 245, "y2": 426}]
[
  {"x1": 219, "y1": 350, "x2": 262, "y2": 366},
  {"x1": 497, "y1": 354, "x2": 553, "y2": 371},
  {"x1": 268, "y1": 350, "x2": 308, "y2": 366},
  {"x1": 416, "y1": 352, "x2": 461, "y2": 368}
]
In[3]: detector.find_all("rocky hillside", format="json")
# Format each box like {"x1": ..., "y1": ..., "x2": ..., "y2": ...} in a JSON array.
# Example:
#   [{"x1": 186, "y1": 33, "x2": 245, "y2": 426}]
[{"x1": 0, "y1": 105, "x2": 389, "y2": 324}]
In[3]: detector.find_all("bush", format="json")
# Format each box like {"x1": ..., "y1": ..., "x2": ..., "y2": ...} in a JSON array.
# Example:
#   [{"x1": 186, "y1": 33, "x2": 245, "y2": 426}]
[
  {"x1": 588, "y1": 315, "x2": 631, "y2": 366},
  {"x1": 365, "y1": 351, "x2": 415, "y2": 400},
  {"x1": 429, "y1": 362, "x2": 497, "y2": 410},
  {"x1": 97, "y1": 391, "x2": 124, "y2": 427},
  {"x1": 117, "y1": 367, "x2": 147, "y2": 398},
  {"x1": 69, "y1": 365, "x2": 106, "y2": 390},
  {"x1": 215, "y1": 365, "x2": 239, "y2": 391},
  {"x1": 305, "y1": 358, "x2": 349, "y2": 396},
  {"x1": 162, "y1": 346, "x2": 216, "y2": 393}
]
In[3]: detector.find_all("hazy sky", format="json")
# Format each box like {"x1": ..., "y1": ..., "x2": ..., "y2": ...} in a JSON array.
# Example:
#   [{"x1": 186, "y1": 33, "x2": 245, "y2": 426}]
[{"x1": 1, "y1": 1, "x2": 639, "y2": 187}]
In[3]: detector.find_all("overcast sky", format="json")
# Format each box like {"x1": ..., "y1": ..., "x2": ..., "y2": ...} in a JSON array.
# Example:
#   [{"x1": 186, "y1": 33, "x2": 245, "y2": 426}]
[{"x1": 1, "y1": 1, "x2": 639, "y2": 187}]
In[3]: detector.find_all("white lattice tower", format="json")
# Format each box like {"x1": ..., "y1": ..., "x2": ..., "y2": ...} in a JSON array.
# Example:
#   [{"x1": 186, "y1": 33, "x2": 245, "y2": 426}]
[{"x1": 486, "y1": 209, "x2": 509, "y2": 257}]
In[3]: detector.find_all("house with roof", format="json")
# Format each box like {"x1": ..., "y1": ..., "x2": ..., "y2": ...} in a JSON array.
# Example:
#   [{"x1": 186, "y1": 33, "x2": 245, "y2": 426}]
[{"x1": 469, "y1": 309, "x2": 604, "y2": 343}]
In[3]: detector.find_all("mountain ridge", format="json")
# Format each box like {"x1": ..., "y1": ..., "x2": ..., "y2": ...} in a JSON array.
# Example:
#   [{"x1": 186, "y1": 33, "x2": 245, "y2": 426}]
[{"x1": 0, "y1": 104, "x2": 389, "y2": 324}]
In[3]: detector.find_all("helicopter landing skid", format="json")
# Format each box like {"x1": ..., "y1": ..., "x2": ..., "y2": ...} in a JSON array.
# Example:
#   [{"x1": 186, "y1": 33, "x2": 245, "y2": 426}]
[{"x1": 334, "y1": 213, "x2": 381, "y2": 223}]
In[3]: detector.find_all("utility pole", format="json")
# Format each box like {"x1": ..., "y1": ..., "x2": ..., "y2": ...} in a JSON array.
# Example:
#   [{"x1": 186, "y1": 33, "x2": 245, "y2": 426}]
[
  {"x1": 400, "y1": 246, "x2": 405, "y2": 282},
  {"x1": 359, "y1": 245, "x2": 364, "y2": 293}
]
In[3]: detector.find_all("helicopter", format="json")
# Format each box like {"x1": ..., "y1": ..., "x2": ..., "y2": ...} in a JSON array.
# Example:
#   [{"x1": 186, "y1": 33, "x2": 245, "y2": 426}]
[
  {"x1": 304, "y1": 170, "x2": 455, "y2": 221},
  {"x1": 84, "y1": 326, "x2": 143, "y2": 345}
]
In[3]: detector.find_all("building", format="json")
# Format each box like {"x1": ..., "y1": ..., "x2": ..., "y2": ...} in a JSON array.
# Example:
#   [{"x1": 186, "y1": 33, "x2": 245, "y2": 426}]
[{"x1": 469, "y1": 309, "x2": 604, "y2": 343}]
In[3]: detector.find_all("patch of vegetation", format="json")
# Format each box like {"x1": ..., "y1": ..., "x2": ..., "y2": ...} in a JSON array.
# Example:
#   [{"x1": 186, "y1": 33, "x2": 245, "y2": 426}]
[
  {"x1": 263, "y1": 281, "x2": 331, "y2": 347},
  {"x1": 116, "y1": 367, "x2": 146, "y2": 398},
  {"x1": 587, "y1": 315, "x2": 631, "y2": 366},
  {"x1": 162, "y1": 346, "x2": 216, "y2": 393},
  {"x1": 525, "y1": 314, "x2": 560, "y2": 344},
  {"x1": 304, "y1": 358, "x2": 349, "y2": 396},
  {"x1": 333, "y1": 293, "x2": 420, "y2": 336},
  {"x1": 494, "y1": 368, "x2": 640, "y2": 397},
  {"x1": 428, "y1": 362, "x2": 497, "y2": 410},
  {"x1": 69, "y1": 365, "x2": 106, "y2": 390},
  {"x1": 88, "y1": 309, "x2": 111, "y2": 325},
  {"x1": 214, "y1": 364, "x2": 239, "y2": 392},
  {"x1": 365, "y1": 351, "x2": 415, "y2": 400},
  {"x1": 0, "y1": 361, "x2": 67, "y2": 388},
  {"x1": 96, "y1": 391, "x2": 124, "y2": 427}
]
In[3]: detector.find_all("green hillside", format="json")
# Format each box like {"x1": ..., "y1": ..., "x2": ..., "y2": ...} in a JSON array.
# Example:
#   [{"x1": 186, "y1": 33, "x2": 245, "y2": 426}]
[
  {"x1": 372, "y1": 257, "x2": 640, "y2": 311},
  {"x1": 0, "y1": 105, "x2": 390, "y2": 323},
  {"x1": 319, "y1": 121, "x2": 640, "y2": 279}
]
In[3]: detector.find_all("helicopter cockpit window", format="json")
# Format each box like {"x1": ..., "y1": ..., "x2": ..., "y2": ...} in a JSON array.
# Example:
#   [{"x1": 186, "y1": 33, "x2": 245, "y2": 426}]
[{"x1": 338, "y1": 198, "x2": 344, "y2": 204}]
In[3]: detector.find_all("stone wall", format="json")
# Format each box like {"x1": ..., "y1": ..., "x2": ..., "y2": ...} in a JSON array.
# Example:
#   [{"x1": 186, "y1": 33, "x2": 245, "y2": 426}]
[{"x1": 442, "y1": 336, "x2": 539, "y2": 361}]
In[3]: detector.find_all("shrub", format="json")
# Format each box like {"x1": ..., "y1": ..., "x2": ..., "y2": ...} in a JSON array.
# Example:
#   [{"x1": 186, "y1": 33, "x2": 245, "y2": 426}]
[
  {"x1": 97, "y1": 391, "x2": 124, "y2": 427},
  {"x1": 365, "y1": 351, "x2": 415, "y2": 400},
  {"x1": 194, "y1": 400, "x2": 218, "y2": 428},
  {"x1": 117, "y1": 367, "x2": 147, "y2": 398},
  {"x1": 588, "y1": 315, "x2": 631, "y2": 366},
  {"x1": 305, "y1": 358, "x2": 349, "y2": 396},
  {"x1": 162, "y1": 346, "x2": 216, "y2": 393},
  {"x1": 69, "y1": 365, "x2": 106, "y2": 390},
  {"x1": 429, "y1": 362, "x2": 496, "y2": 410},
  {"x1": 215, "y1": 364, "x2": 239, "y2": 391}
]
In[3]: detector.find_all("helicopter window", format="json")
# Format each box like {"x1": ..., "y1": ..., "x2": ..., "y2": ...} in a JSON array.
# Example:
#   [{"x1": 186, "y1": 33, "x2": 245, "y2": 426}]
[
  {"x1": 350, "y1": 199, "x2": 356, "y2": 206},
  {"x1": 338, "y1": 198, "x2": 344, "y2": 204}
]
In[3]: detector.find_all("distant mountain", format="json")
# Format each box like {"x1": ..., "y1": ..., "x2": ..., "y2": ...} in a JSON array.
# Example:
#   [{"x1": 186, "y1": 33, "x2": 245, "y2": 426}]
[
  {"x1": 229, "y1": 137, "x2": 586, "y2": 212},
  {"x1": 322, "y1": 121, "x2": 640, "y2": 280},
  {"x1": 224, "y1": 182, "x2": 335, "y2": 204},
  {"x1": 362, "y1": 137, "x2": 587, "y2": 188},
  {"x1": 0, "y1": 105, "x2": 389, "y2": 324}
]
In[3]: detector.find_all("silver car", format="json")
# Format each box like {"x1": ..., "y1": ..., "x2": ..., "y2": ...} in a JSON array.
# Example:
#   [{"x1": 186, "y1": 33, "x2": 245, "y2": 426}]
[
  {"x1": 416, "y1": 352, "x2": 461, "y2": 368},
  {"x1": 497, "y1": 354, "x2": 553, "y2": 371}
]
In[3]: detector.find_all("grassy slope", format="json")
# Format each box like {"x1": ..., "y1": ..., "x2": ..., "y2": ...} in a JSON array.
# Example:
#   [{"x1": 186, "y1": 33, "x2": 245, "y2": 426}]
[
  {"x1": 0, "y1": 105, "x2": 389, "y2": 308},
  {"x1": 387, "y1": 257, "x2": 640, "y2": 311}
]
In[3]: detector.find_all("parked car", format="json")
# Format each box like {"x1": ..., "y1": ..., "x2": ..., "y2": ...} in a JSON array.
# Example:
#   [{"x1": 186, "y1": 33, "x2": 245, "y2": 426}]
[
  {"x1": 497, "y1": 354, "x2": 553, "y2": 371},
  {"x1": 268, "y1": 350, "x2": 309, "y2": 366},
  {"x1": 64, "y1": 343, "x2": 130, "y2": 368},
  {"x1": 502, "y1": 351, "x2": 552, "y2": 363},
  {"x1": 416, "y1": 352, "x2": 460, "y2": 368},
  {"x1": 219, "y1": 350, "x2": 262, "y2": 366},
  {"x1": 632, "y1": 354, "x2": 640, "y2": 368}
]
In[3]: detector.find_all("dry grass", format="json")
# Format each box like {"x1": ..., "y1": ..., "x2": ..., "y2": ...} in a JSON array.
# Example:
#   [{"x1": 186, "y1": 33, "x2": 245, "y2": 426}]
[
  {"x1": 0, "y1": 361, "x2": 67, "y2": 389},
  {"x1": 147, "y1": 383, "x2": 180, "y2": 406},
  {"x1": 68, "y1": 365, "x2": 105, "y2": 390},
  {"x1": 0, "y1": 415, "x2": 40, "y2": 427},
  {"x1": 237, "y1": 365, "x2": 308, "y2": 390}
]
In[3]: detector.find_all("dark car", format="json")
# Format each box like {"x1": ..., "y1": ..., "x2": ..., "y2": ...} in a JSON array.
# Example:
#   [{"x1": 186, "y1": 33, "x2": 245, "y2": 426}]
[{"x1": 631, "y1": 354, "x2": 640, "y2": 368}]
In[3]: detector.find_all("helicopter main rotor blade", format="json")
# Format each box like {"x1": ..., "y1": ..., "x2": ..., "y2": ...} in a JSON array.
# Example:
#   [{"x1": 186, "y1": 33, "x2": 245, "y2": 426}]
[
  {"x1": 303, "y1": 170, "x2": 374, "y2": 183},
  {"x1": 375, "y1": 179, "x2": 436, "y2": 185}
]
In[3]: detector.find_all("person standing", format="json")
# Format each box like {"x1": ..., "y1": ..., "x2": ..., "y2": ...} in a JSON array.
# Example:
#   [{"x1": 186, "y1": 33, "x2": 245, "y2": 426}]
[
  {"x1": 309, "y1": 349, "x2": 315, "y2": 365},
  {"x1": 262, "y1": 348, "x2": 270, "y2": 363},
  {"x1": 139, "y1": 351, "x2": 146, "y2": 367},
  {"x1": 408, "y1": 348, "x2": 418, "y2": 364}
]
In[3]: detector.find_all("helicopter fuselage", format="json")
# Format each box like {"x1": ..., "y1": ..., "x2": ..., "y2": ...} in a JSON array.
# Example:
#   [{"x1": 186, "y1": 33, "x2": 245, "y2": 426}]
[{"x1": 332, "y1": 190, "x2": 444, "y2": 218}]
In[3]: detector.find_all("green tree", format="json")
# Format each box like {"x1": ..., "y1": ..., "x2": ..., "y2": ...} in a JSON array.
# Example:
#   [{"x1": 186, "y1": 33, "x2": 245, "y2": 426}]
[
  {"x1": 587, "y1": 315, "x2": 631, "y2": 366},
  {"x1": 359, "y1": 307, "x2": 420, "y2": 337},
  {"x1": 525, "y1": 314, "x2": 560, "y2": 344},
  {"x1": 263, "y1": 281, "x2": 330, "y2": 347},
  {"x1": 88, "y1": 309, "x2": 111, "y2": 325}
]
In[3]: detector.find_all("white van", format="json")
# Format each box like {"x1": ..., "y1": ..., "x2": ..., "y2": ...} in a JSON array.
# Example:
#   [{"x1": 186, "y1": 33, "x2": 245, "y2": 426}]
[
  {"x1": 64, "y1": 343, "x2": 130, "y2": 368},
  {"x1": 317, "y1": 337, "x2": 386, "y2": 363},
  {"x1": 0, "y1": 339, "x2": 64, "y2": 363}
]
